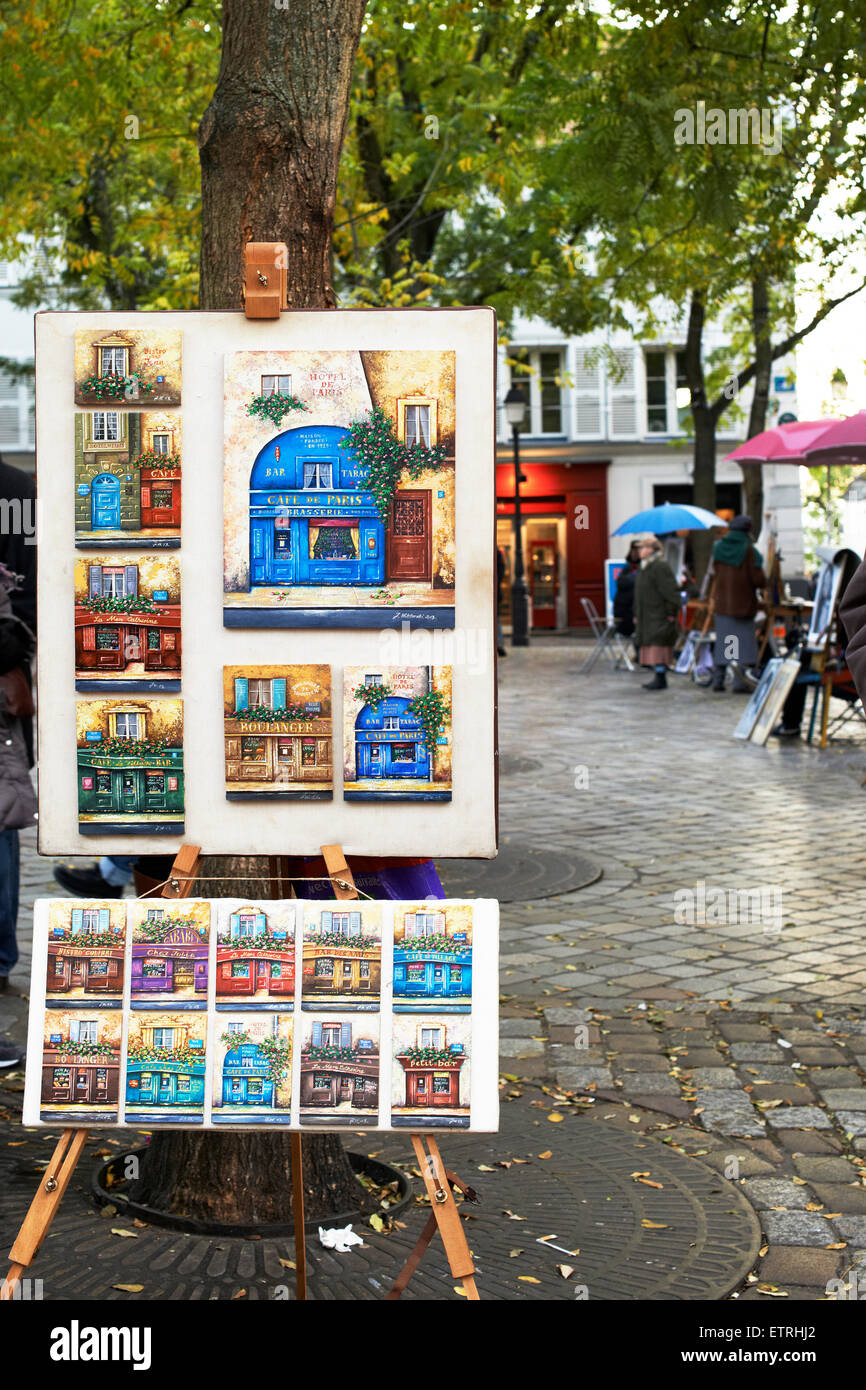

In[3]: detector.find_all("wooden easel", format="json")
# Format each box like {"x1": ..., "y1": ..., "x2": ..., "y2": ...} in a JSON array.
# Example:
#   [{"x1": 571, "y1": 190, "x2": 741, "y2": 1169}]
[{"x1": 3, "y1": 844, "x2": 479, "y2": 1302}]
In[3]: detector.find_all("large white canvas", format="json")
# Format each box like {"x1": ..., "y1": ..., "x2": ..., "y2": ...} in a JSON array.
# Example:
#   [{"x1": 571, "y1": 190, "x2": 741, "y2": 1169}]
[
  {"x1": 23, "y1": 897, "x2": 499, "y2": 1133},
  {"x1": 35, "y1": 309, "x2": 497, "y2": 856}
]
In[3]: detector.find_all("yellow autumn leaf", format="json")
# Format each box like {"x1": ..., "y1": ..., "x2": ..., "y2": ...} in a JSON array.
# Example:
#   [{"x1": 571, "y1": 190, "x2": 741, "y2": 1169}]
[
  {"x1": 641, "y1": 1220, "x2": 669, "y2": 1229},
  {"x1": 518, "y1": 1276, "x2": 541, "y2": 1283},
  {"x1": 110, "y1": 1229, "x2": 139, "y2": 1239},
  {"x1": 557, "y1": 1265, "x2": 574, "y2": 1279},
  {"x1": 548, "y1": 1112, "x2": 564, "y2": 1123},
  {"x1": 112, "y1": 1284, "x2": 144, "y2": 1293},
  {"x1": 538, "y1": 1151, "x2": 553, "y2": 1160}
]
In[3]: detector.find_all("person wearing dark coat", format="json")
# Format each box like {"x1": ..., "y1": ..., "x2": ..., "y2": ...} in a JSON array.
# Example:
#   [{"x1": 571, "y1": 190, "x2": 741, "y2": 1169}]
[
  {"x1": 840, "y1": 558, "x2": 866, "y2": 700},
  {"x1": 710, "y1": 514, "x2": 766, "y2": 692},
  {"x1": 613, "y1": 541, "x2": 641, "y2": 637},
  {"x1": 633, "y1": 534, "x2": 681, "y2": 690}
]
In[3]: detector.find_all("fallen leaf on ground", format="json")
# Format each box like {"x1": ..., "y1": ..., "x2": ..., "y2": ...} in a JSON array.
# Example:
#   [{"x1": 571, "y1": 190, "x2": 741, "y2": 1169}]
[
  {"x1": 502, "y1": 1210, "x2": 526, "y2": 1220},
  {"x1": 278, "y1": 1259, "x2": 296, "y2": 1269},
  {"x1": 538, "y1": 1151, "x2": 553, "y2": 1160},
  {"x1": 756, "y1": 1285, "x2": 788, "y2": 1297},
  {"x1": 110, "y1": 1228, "x2": 138, "y2": 1238},
  {"x1": 518, "y1": 1276, "x2": 540, "y2": 1283},
  {"x1": 477, "y1": 1164, "x2": 496, "y2": 1172},
  {"x1": 232, "y1": 1289, "x2": 247, "y2": 1300},
  {"x1": 638, "y1": 1179, "x2": 663, "y2": 1189},
  {"x1": 112, "y1": 1284, "x2": 144, "y2": 1293},
  {"x1": 641, "y1": 1220, "x2": 669, "y2": 1229},
  {"x1": 557, "y1": 1265, "x2": 574, "y2": 1279},
  {"x1": 825, "y1": 1243, "x2": 847, "y2": 1250},
  {"x1": 508, "y1": 1249, "x2": 523, "y2": 1258},
  {"x1": 548, "y1": 1112, "x2": 564, "y2": 1123}
]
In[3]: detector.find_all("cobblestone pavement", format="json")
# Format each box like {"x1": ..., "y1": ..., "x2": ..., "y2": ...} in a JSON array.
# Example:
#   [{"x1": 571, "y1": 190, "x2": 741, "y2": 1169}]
[{"x1": 5, "y1": 639, "x2": 866, "y2": 1299}]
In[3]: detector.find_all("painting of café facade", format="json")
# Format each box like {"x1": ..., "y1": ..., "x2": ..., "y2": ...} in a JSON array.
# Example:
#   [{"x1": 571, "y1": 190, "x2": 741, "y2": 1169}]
[
  {"x1": 124, "y1": 1012, "x2": 207, "y2": 1122},
  {"x1": 129, "y1": 901, "x2": 209, "y2": 1008},
  {"x1": 223, "y1": 665, "x2": 332, "y2": 798},
  {"x1": 301, "y1": 905, "x2": 381, "y2": 1011},
  {"x1": 40, "y1": 1009, "x2": 122, "y2": 1120},
  {"x1": 391, "y1": 1015, "x2": 470, "y2": 1128},
  {"x1": 212, "y1": 1014, "x2": 293, "y2": 1124},
  {"x1": 299, "y1": 1015, "x2": 380, "y2": 1125},
  {"x1": 74, "y1": 553, "x2": 181, "y2": 692},
  {"x1": 215, "y1": 901, "x2": 295, "y2": 1009},
  {"x1": 343, "y1": 665, "x2": 452, "y2": 801},
  {"x1": 222, "y1": 349, "x2": 455, "y2": 628},
  {"x1": 76, "y1": 696, "x2": 184, "y2": 833},
  {"x1": 45, "y1": 900, "x2": 126, "y2": 1004},
  {"x1": 74, "y1": 409, "x2": 181, "y2": 549},
  {"x1": 393, "y1": 903, "x2": 472, "y2": 1012}
]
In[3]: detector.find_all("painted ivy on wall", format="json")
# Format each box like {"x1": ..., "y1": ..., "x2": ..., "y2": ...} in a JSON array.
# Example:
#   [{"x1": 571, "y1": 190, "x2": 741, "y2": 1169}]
[{"x1": 344, "y1": 407, "x2": 447, "y2": 524}]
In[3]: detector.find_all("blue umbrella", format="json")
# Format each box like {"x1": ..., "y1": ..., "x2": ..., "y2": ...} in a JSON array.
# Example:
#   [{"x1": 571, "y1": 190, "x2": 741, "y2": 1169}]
[{"x1": 611, "y1": 502, "x2": 723, "y2": 536}]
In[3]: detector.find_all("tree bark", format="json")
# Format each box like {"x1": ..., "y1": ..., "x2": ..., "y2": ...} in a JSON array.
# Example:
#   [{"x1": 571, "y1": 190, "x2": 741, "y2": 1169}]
[
  {"x1": 199, "y1": 0, "x2": 367, "y2": 310},
  {"x1": 683, "y1": 290, "x2": 717, "y2": 579},
  {"x1": 133, "y1": 0, "x2": 370, "y2": 1225},
  {"x1": 742, "y1": 271, "x2": 772, "y2": 535}
]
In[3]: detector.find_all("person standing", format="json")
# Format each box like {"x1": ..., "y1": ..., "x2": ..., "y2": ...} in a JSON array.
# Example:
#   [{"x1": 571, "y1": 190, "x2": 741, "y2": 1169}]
[
  {"x1": 633, "y1": 534, "x2": 681, "y2": 690},
  {"x1": 710, "y1": 515, "x2": 766, "y2": 692},
  {"x1": 613, "y1": 541, "x2": 641, "y2": 639}
]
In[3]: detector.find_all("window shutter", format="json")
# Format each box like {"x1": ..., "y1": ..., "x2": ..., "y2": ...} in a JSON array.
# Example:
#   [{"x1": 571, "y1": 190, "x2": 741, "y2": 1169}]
[
  {"x1": 229, "y1": 912, "x2": 240, "y2": 939},
  {"x1": 141, "y1": 484, "x2": 151, "y2": 508},
  {"x1": 255, "y1": 913, "x2": 266, "y2": 934},
  {"x1": 608, "y1": 348, "x2": 640, "y2": 439},
  {"x1": 350, "y1": 911, "x2": 361, "y2": 935},
  {"x1": 82, "y1": 626, "x2": 96, "y2": 651},
  {"x1": 433, "y1": 912, "x2": 446, "y2": 933},
  {"x1": 312, "y1": 1021, "x2": 323, "y2": 1047},
  {"x1": 272, "y1": 678, "x2": 287, "y2": 708},
  {"x1": 71, "y1": 909, "x2": 83, "y2": 931},
  {"x1": 69, "y1": 1021, "x2": 80, "y2": 1042},
  {"x1": 89, "y1": 565, "x2": 103, "y2": 597},
  {"x1": 573, "y1": 347, "x2": 604, "y2": 440},
  {"x1": 341, "y1": 1023, "x2": 352, "y2": 1048},
  {"x1": 321, "y1": 910, "x2": 333, "y2": 933},
  {"x1": 124, "y1": 565, "x2": 138, "y2": 596},
  {"x1": 234, "y1": 678, "x2": 248, "y2": 712},
  {"x1": 98, "y1": 908, "x2": 110, "y2": 930},
  {"x1": 404, "y1": 913, "x2": 416, "y2": 936}
]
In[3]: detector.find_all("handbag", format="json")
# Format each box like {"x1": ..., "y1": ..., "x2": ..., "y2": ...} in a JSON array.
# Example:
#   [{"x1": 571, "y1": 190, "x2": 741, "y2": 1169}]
[
  {"x1": 0, "y1": 714, "x2": 38, "y2": 830},
  {"x1": 0, "y1": 666, "x2": 34, "y2": 719}
]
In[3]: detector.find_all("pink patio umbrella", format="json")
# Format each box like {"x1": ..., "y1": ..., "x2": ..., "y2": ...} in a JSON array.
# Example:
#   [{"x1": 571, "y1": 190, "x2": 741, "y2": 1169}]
[
  {"x1": 802, "y1": 410, "x2": 866, "y2": 467},
  {"x1": 724, "y1": 419, "x2": 831, "y2": 466}
]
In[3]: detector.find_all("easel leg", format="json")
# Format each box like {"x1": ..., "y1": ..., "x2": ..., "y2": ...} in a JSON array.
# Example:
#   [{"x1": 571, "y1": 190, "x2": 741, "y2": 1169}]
[
  {"x1": 290, "y1": 1133, "x2": 307, "y2": 1301},
  {"x1": 387, "y1": 1135, "x2": 478, "y2": 1300},
  {"x1": 3, "y1": 1127, "x2": 90, "y2": 1299}
]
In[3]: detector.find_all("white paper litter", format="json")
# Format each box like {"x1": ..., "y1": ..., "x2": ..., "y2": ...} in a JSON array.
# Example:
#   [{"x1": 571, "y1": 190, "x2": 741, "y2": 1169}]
[{"x1": 318, "y1": 1224, "x2": 364, "y2": 1252}]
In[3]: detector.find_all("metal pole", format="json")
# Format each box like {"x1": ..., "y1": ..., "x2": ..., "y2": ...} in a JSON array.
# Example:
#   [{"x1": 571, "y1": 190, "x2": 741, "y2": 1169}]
[{"x1": 511, "y1": 424, "x2": 530, "y2": 646}]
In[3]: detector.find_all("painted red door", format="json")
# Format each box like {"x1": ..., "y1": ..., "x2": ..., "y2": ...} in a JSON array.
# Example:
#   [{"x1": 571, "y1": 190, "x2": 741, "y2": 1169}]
[{"x1": 387, "y1": 490, "x2": 431, "y2": 581}]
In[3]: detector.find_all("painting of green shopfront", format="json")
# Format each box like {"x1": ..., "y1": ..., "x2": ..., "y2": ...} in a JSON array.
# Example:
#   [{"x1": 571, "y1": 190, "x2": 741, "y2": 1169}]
[{"x1": 77, "y1": 701, "x2": 184, "y2": 834}]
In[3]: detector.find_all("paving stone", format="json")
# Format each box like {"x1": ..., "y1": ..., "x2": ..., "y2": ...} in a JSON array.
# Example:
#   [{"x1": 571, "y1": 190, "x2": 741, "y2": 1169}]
[
  {"x1": 719, "y1": 1025, "x2": 776, "y2": 1042},
  {"x1": 730, "y1": 1043, "x2": 793, "y2": 1062},
  {"x1": 792, "y1": 1156, "x2": 861, "y2": 1182},
  {"x1": 764, "y1": 1107, "x2": 832, "y2": 1130},
  {"x1": 794, "y1": 1049, "x2": 850, "y2": 1066},
  {"x1": 820, "y1": 1090, "x2": 866, "y2": 1112},
  {"x1": 541, "y1": 1008, "x2": 591, "y2": 1025},
  {"x1": 757, "y1": 1247, "x2": 843, "y2": 1285},
  {"x1": 810, "y1": 1184, "x2": 866, "y2": 1215},
  {"x1": 777, "y1": 1129, "x2": 841, "y2": 1155},
  {"x1": 698, "y1": 1150, "x2": 777, "y2": 1177},
  {"x1": 759, "y1": 1211, "x2": 840, "y2": 1246},
  {"x1": 553, "y1": 1066, "x2": 613, "y2": 1090},
  {"x1": 689, "y1": 1067, "x2": 742, "y2": 1089},
  {"x1": 834, "y1": 1216, "x2": 866, "y2": 1245},
  {"x1": 618, "y1": 1073, "x2": 680, "y2": 1095},
  {"x1": 612, "y1": 1053, "x2": 672, "y2": 1073},
  {"x1": 499, "y1": 1038, "x2": 545, "y2": 1057},
  {"x1": 695, "y1": 1090, "x2": 765, "y2": 1137},
  {"x1": 809, "y1": 1069, "x2": 864, "y2": 1092},
  {"x1": 673, "y1": 1049, "x2": 730, "y2": 1067},
  {"x1": 600, "y1": 1034, "x2": 662, "y2": 1053},
  {"x1": 741, "y1": 1178, "x2": 813, "y2": 1210},
  {"x1": 833, "y1": 1113, "x2": 866, "y2": 1138},
  {"x1": 499, "y1": 1018, "x2": 542, "y2": 1037}
]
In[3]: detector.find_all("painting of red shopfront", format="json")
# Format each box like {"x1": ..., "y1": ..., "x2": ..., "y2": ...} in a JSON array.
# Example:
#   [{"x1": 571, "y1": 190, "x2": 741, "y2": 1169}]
[{"x1": 496, "y1": 452, "x2": 609, "y2": 630}]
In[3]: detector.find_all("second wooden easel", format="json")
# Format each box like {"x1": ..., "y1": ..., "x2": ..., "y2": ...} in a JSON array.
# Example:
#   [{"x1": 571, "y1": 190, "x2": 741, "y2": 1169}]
[{"x1": 3, "y1": 843, "x2": 479, "y2": 1302}]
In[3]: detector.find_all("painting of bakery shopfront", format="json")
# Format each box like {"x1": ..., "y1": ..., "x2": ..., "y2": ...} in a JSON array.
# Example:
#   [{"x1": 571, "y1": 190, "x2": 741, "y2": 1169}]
[
  {"x1": 224, "y1": 670, "x2": 332, "y2": 798},
  {"x1": 41, "y1": 1022, "x2": 120, "y2": 1106},
  {"x1": 248, "y1": 425, "x2": 384, "y2": 588}
]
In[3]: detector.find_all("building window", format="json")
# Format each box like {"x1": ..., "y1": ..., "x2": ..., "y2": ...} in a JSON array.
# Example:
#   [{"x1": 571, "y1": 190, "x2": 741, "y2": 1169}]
[
  {"x1": 248, "y1": 678, "x2": 272, "y2": 708},
  {"x1": 383, "y1": 716, "x2": 400, "y2": 731},
  {"x1": 146, "y1": 908, "x2": 165, "y2": 924},
  {"x1": 302, "y1": 461, "x2": 333, "y2": 489},
  {"x1": 91, "y1": 411, "x2": 121, "y2": 442},
  {"x1": 421, "y1": 1026, "x2": 443, "y2": 1049},
  {"x1": 151, "y1": 434, "x2": 170, "y2": 455},
  {"x1": 241, "y1": 737, "x2": 266, "y2": 761},
  {"x1": 262, "y1": 375, "x2": 291, "y2": 398},
  {"x1": 406, "y1": 912, "x2": 442, "y2": 937},
  {"x1": 177, "y1": 1076, "x2": 191, "y2": 1092},
  {"x1": 314, "y1": 958, "x2": 334, "y2": 977},
  {"x1": 238, "y1": 913, "x2": 258, "y2": 937},
  {"x1": 81, "y1": 909, "x2": 105, "y2": 932},
  {"x1": 508, "y1": 348, "x2": 564, "y2": 434},
  {"x1": 365, "y1": 674, "x2": 383, "y2": 687},
  {"x1": 227, "y1": 1022, "x2": 243, "y2": 1034},
  {"x1": 644, "y1": 348, "x2": 689, "y2": 434},
  {"x1": 114, "y1": 712, "x2": 142, "y2": 740},
  {"x1": 96, "y1": 628, "x2": 120, "y2": 651},
  {"x1": 322, "y1": 1024, "x2": 342, "y2": 1047},
  {"x1": 152, "y1": 1028, "x2": 174, "y2": 1048},
  {"x1": 313, "y1": 1074, "x2": 331, "y2": 1089},
  {"x1": 99, "y1": 346, "x2": 128, "y2": 377},
  {"x1": 72, "y1": 1020, "x2": 98, "y2": 1045}
]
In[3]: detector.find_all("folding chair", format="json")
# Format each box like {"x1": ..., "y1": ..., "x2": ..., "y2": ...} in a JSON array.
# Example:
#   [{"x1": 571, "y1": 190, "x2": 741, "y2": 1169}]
[{"x1": 579, "y1": 597, "x2": 635, "y2": 674}]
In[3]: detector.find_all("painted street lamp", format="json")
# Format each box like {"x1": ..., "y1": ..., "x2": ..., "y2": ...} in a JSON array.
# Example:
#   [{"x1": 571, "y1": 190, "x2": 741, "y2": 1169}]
[{"x1": 504, "y1": 385, "x2": 530, "y2": 647}]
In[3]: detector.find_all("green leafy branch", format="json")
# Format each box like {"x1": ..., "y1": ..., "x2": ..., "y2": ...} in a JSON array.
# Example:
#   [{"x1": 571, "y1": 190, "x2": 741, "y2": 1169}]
[
  {"x1": 344, "y1": 407, "x2": 448, "y2": 524},
  {"x1": 246, "y1": 392, "x2": 309, "y2": 427}
]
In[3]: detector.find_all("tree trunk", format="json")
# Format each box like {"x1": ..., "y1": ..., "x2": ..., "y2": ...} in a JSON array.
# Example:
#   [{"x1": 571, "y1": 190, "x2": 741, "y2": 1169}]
[
  {"x1": 199, "y1": 0, "x2": 367, "y2": 309},
  {"x1": 683, "y1": 290, "x2": 717, "y2": 579},
  {"x1": 742, "y1": 271, "x2": 772, "y2": 535},
  {"x1": 133, "y1": 0, "x2": 370, "y2": 1225}
]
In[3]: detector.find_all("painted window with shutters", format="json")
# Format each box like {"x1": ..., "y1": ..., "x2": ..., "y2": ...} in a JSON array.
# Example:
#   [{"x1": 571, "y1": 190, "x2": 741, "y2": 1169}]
[{"x1": 643, "y1": 347, "x2": 689, "y2": 435}]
